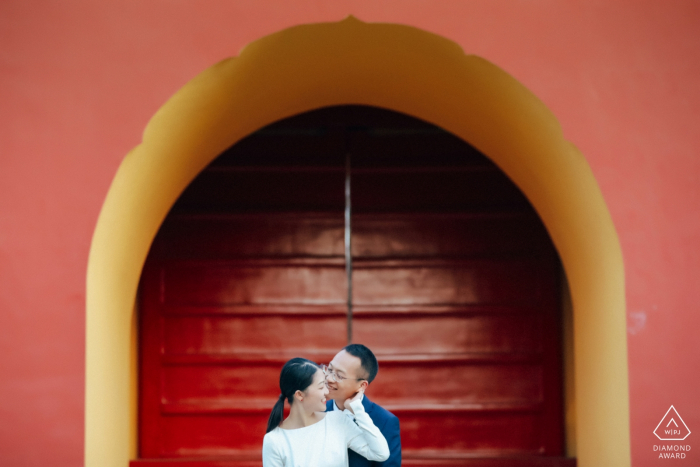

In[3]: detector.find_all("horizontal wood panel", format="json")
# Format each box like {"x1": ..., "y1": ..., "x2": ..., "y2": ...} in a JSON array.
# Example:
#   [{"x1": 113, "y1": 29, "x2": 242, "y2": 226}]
[
  {"x1": 353, "y1": 214, "x2": 550, "y2": 257},
  {"x1": 155, "y1": 213, "x2": 550, "y2": 259},
  {"x1": 159, "y1": 415, "x2": 268, "y2": 455},
  {"x1": 161, "y1": 367, "x2": 279, "y2": 401},
  {"x1": 154, "y1": 412, "x2": 545, "y2": 456},
  {"x1": 352, "y1": 170, "x2": 530, "y2": 211},
  {"x1": 131, "y1": 460, "x2": 261, "y2": 467},
  {"x1": 162, "y1": 350, "x2": 338, "y2": 365},
  {"x1": 130, "y1": 460, "x2": 260, "y2": 467},
  {"x1": 161, "y1": 363, "x2": 541, "y2": 405},
  {"x1": 163, "y1": 316, "x2": 347, "y2": 355},
  {"x1": 401, "y1": 454, "x2": 576, "y2": 467},
  {"x1": 163, "y1": 263, "x2": 346, "y2": 306},
  {"x1": 353, "y1": 261, "x2": 544, "y2": 306},
  {"x1": 368, "y1": 363, "x2": 542, "y2": 403},
  {"x1": 350, "y1": 137, "x2": 489, "y2": 165},
  {"x1": 159, "y1": 401, "x2": 541, "y2": 415},
  {"x1": 162, "y1": 313, "x2": 542, "y2": 356},
  {"x1": 163, "y1": 259, "x2": 544, "y2": 306},
  {"x1": 131, "y1": 456, "x2": 575, "y2": 467},
  {"x1": 352, "y1": 314, "x2": 543, "y2": 354},
  {"x1": 156, "y1": 214, "x2": 344, "y2": 258},
  {"x1": 172, "y1": 171, "x2": 345, "y2": 213},
  {"x1": 161, "y1": 304, "x2": 540, "y2": 317},
  {"x1": 131, "y1": 457, "x2": 261, "y2": 467},
  {"x1": 398, "y1": 412, "x2": 543, "y2": 451},
  {"x1": 161, "y1": 351, "x2": 540, "y2": 366},
  {"x1": 172, "y1": 169, "x2": 530, "y2": 213}
]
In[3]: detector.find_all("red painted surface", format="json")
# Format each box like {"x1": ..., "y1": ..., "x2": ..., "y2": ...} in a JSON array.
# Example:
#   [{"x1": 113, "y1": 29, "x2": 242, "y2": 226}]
[
  {"x1": 1, "y1": 2, "x2": 699, "y2": 466},
  {"x1": 136, "y1": 107, "x2": 567, "y2": 465}
]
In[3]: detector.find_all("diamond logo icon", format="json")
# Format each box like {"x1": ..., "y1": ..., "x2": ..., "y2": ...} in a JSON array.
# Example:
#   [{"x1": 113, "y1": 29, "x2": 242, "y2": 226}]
[{"x1": 654, "y1": 406, "x2": 691, "y2": 441}]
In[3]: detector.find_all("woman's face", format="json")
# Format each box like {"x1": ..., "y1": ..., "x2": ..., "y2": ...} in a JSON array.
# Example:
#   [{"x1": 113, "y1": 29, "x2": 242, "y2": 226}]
[{"x1": 300, "y1": 369, "x2": 329, "y2": 413}]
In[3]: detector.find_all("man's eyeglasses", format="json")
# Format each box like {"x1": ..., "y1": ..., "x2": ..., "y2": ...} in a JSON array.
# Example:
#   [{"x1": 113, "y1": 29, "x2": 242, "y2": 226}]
[{"x1": 321, "y1": 364, "x2": 365, "y2": 383}]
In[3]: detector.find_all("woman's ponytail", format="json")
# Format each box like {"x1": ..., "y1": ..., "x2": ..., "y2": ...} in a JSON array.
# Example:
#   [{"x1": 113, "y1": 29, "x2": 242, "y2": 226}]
[
  {"x1": 265, "y1": 358, "x2": 320, "y2": 433},
  {"x1": 266, "y1": 394, "x2": 286, "y2": 433}
]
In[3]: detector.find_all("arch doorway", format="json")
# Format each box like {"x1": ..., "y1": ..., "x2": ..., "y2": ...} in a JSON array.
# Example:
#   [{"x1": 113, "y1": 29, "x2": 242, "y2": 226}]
[
  {"x1": 85, "y1": 17, "x2": 629, "y2": 467},
  {"x1": 133, "y1": 106, "x2": 570, "y2": 466}
]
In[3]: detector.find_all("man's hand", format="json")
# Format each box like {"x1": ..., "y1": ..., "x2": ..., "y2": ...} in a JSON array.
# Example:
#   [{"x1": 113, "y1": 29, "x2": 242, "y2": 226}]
[{"x1": 343, "y1": 387, "x2": 365, "y2": 414}]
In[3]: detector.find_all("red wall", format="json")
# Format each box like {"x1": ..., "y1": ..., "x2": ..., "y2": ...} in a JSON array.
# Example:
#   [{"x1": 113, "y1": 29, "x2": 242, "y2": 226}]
[{"x1": 1, "y1": 1, "x2": 698, "y2": 466}]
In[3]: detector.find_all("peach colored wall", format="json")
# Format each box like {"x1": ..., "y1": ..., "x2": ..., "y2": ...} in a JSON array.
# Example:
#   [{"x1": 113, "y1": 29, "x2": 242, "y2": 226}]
[{"x1": 1, "y1": 1, "x2": 698, "y2": 466}]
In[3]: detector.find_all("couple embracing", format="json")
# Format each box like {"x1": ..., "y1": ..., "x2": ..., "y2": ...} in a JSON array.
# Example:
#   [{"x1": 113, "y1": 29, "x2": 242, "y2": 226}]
[{"x1": 262, "y1": 344, "x2": 401, "y2": 467}]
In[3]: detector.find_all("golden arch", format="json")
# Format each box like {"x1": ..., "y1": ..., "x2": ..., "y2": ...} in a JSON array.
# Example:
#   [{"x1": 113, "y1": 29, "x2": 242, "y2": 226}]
[{"x1": 85, "y1": 17, "x2": 630, "y2": 467}]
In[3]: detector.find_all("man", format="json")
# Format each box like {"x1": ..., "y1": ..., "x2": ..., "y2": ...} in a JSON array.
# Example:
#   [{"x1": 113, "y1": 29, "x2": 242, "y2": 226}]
[{"x1": 324, "y1": 344, "x2": 401, "y2": 467}]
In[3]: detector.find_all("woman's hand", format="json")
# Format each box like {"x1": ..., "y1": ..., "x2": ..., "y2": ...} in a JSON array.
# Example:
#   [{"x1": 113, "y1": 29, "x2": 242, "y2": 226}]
[{"x1": 343, "y1": 387, "x2": 365, "y2": 414}]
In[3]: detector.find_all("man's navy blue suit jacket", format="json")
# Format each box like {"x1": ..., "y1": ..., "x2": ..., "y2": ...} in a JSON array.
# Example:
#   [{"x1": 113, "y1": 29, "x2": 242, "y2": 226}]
[{"x1": 325, "y1": 395, "x2": 401, "y2": 467}]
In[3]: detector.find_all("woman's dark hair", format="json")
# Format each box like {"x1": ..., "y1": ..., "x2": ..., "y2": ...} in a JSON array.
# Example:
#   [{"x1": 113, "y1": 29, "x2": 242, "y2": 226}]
[{"x1": 266, "y1": 357, "x2": 320, "y2": 433}]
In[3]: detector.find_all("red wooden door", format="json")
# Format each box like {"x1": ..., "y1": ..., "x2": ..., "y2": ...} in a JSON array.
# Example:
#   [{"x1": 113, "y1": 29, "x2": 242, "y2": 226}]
[{"x1": 133, "y1": 106, "x2": 573, "y2": 467}]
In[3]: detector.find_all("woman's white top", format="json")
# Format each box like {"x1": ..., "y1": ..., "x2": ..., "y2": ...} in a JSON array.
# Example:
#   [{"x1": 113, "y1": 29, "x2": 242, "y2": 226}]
[{"x1": 262, "y1": 399, "x2": 390, "y2": 467}]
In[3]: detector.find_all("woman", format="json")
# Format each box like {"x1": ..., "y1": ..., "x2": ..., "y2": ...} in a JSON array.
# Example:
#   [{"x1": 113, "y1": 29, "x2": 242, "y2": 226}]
[{"x1": 262, "y1": 358, "x2": 389, "y2": 467}]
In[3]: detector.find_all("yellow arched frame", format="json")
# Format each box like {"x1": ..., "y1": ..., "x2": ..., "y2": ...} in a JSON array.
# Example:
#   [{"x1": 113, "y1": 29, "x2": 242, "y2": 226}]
[{"x1": 85, "y1": 17, "x2": 630, "y2": 467}]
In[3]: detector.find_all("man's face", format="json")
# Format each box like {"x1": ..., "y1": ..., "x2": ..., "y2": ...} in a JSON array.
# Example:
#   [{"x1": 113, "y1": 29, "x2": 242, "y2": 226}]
[{"x1": 325, "y1": 350, "x2": 367, "y2": 402}]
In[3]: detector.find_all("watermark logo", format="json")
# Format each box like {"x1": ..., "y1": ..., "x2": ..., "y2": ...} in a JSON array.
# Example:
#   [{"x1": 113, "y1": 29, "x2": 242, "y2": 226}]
[{"x1": 654, "y1": 405, "x2": 691, "y2": 441}]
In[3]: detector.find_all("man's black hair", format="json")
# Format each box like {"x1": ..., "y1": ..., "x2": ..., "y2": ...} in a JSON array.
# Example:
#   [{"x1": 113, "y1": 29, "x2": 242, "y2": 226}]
[{"x1": 343, "y1": 343, "x2": 378, "y2": 384}]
